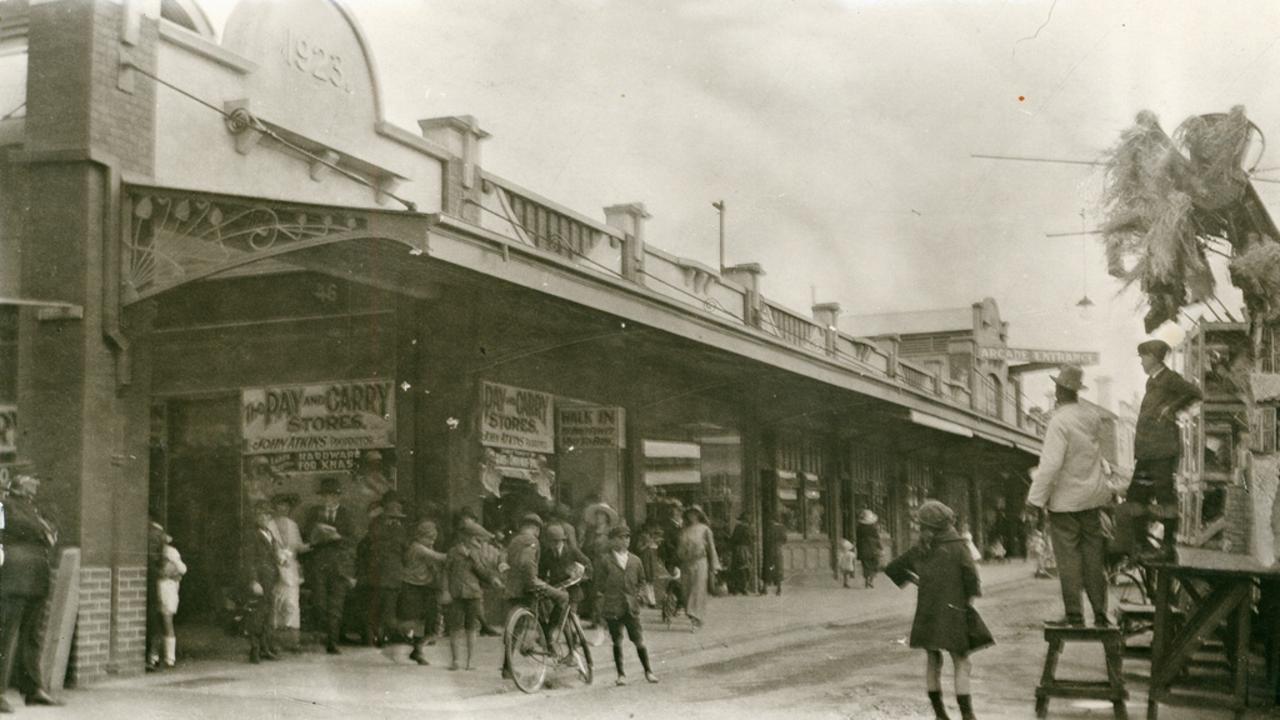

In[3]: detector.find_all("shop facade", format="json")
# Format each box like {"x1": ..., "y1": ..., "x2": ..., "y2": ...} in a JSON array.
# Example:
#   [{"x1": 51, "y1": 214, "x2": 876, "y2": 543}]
[{"x1": 0, "y1": 0, "x2": 1043, "y2": 684}]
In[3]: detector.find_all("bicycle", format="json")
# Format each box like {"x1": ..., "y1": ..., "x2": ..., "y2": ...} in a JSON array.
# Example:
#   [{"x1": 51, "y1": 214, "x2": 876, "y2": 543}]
[{"x1": 503, "y1": 571, "x2": 593, "y2": 693}]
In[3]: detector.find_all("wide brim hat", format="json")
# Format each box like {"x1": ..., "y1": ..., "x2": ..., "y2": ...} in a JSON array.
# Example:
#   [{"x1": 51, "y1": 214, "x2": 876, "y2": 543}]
[
  {"x1": 414, "y1": 519, "x2": 438, "y2": 537},
  {"x1": 1051, "y1": 364, "x2": 1087, "y2": 392},
  {"x1": 382, "y1": 501, "x2": 407, "y2": 519},
  {"x1": 520, "y1": 512, "x2": 544, "y2": 529},
  {"x1": 857, "y1": 510, "x2": 878, "y2": 525},
  {"x1": 545, "y1": 524, "x2": 567, "y2": 541},
  {"x1": 915, "y1": 500, "x2": 956, "y2": 530},
  {"x1": 608, "y1": 523, "x2": 632, "y2": 539},
  {"x1": 316, "y1": 476, "x2": 343, "y2": 495},
  {"x1": 683, "y1": 504, "x2": 708, "y2": 523}
]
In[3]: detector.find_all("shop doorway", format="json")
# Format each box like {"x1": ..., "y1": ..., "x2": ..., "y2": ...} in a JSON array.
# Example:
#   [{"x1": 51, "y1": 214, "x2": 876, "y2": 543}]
[{"x1": 151, "y1": 396, "x2": 242, "y2": 623}]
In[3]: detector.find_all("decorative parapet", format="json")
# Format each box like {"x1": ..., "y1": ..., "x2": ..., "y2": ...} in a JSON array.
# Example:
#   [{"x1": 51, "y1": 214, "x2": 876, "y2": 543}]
[
  {"x1": 605, "y1": 202, "x2": 649, "y2": 283},
  {"x1": 722, "y1": 263, "x2": 764, "y2": 328}
]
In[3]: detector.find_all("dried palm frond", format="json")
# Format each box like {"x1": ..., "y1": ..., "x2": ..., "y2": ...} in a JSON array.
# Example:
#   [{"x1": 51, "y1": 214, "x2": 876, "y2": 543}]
[
  {"x1": 1229, "y1": 241, "x2": 1280, "y2": 322},
  {"x1": 1099, "y1": 107, "x2": 1264, "y2": 326},
  {"x1": 1176, "y1": 107, "x2": 1252, "y2": 211}
]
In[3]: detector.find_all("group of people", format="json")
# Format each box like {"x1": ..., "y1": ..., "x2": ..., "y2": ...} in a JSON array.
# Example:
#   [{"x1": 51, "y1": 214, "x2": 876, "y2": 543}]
[
  {"x1": 837, "y1": 510, "x2": 885, "y2": 589},
  {"x1": 886, "y1": 336, "x2": 1201, "y2": 720},
  {"x1": 1023, "y1": 338, "x2": 1200, "y2": 630}
]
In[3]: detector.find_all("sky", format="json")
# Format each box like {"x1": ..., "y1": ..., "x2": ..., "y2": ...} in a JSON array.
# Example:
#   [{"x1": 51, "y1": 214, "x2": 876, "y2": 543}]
[{"x1": 199, "y1": 0, "x2": 1280, "y2": 413}]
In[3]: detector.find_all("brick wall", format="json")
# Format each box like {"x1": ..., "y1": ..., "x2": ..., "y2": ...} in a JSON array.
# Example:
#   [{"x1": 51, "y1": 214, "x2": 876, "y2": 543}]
[
  {"x1": 71, "y1": 567, "x2": 111, "y2": 685},
  {"x1": 71, "y1": 565, "x2": 148, "y2": 686},
  {"x1": 87, "y1": 0, "x2": 156, "y2": 176},
  {"x1": 27, "y1": 0, "x2": 157, "y2": 175}
]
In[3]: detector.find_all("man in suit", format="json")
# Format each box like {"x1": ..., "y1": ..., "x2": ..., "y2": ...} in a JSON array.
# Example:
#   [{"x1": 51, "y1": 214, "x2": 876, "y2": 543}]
[
  {"x1": 1119, "y1": 339, "x2": 1203, "y2": 561},
  {"x1": 595, "y1": 524, "x2": 658, "y2": 685},
  {"x1": 302, "y1": 476, "x2": 356, "y2": 654},
  {"x1": 0, "y1": 469, "x2": 61, "y2": 710}
]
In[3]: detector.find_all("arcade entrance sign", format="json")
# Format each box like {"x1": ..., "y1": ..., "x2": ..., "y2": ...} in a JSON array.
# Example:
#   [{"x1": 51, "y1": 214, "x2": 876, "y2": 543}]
[{"x1": 977, "y1": 347, "x2": 1100, "y2": 366}]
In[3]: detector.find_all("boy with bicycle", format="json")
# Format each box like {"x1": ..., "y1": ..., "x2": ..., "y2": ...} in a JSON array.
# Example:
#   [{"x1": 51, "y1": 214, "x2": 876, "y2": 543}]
[
  {"x1": 595, "y1": 524, "x2": 658, "y2": 686},
  {"x1": 502, "y1": 514, "x2": 570, "y2": 678}
]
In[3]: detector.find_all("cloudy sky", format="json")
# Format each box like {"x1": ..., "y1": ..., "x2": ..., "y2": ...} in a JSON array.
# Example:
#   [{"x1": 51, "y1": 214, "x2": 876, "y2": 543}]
[{"x1": 206, "y1": 0, "x2": 1280, "y2": 411}]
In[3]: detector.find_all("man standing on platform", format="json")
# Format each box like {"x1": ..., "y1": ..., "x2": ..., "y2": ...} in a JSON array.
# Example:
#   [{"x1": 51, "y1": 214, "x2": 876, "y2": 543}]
[
  {"x1": 1120, "y1": 338, "x2": 1202, "y2": 562},
  {"x1": 302, "y1": 476, "x2": 356, "y2": 654},
  {"x1": 1025, "y1": 366, "x2": 1113, "y2": 628}
]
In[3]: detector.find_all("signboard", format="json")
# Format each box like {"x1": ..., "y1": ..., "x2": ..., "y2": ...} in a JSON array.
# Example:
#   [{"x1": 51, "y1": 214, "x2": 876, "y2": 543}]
[
  {"x1": 558, "y1": 406, "x2": 625, "y2": 450},
  {"x1": 976, "y1": 347, "x2": 1100, "y2": 366},
  {"x1": 480, "y1": 382, "x2": 554, "y2": 453},
  {"x1": 0, "y1": 404, "x2": 15, "y2": 455},
  {"x1": 241, "y1": 379, "x2": 395, "y2": 455}
]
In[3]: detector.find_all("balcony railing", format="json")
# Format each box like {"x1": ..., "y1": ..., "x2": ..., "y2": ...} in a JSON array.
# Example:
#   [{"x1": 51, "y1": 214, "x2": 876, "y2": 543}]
[
  {"x1": 899, "y1": 360, "x2": 937, "y2": 394},
  {"x1": 469, "y1": 175, "x2": 1044, "y2": 440}
]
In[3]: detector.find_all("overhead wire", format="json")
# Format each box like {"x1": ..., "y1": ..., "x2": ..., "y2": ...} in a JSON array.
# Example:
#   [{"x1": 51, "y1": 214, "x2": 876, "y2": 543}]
[{"x1": 122, "y1": 62, "x2": 418, "y2": 212}]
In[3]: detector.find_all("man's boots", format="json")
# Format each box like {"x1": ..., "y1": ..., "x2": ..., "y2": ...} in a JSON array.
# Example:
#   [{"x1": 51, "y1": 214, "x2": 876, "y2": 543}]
[{"x1": 957, "y1": 694, "x2": 976, "y2": 720}]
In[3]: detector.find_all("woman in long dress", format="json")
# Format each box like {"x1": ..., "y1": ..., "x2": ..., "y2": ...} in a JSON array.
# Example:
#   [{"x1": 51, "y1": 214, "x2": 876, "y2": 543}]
[
  {"x1": 269, "y1": 493, "x2": 308, "y2": 651},
  {"x1": 677, "y1": 505, "x2": 719, "y2": 631}
]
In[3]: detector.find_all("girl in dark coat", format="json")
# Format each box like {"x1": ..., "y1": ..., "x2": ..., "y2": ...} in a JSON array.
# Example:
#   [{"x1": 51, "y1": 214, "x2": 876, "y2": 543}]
[{"x1": 885, "y1": 500, "x2": 987, "y2": 720}]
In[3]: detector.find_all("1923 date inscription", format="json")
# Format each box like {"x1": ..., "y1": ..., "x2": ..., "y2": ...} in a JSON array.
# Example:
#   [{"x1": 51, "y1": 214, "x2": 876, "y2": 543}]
[{"x1": 283, "y1": 29, "x2": 352, "y2": 93}]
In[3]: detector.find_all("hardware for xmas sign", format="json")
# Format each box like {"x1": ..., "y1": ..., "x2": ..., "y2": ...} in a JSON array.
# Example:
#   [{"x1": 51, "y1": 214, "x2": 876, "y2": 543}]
[{"x1": 242, "y1": 380, "x2": 395, "y2": 455}]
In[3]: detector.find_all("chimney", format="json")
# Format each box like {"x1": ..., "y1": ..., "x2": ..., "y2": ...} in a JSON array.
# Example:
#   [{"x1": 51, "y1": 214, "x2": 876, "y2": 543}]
[{"x1": 604, "y1": 203, "x2": 650, "y2": 283}]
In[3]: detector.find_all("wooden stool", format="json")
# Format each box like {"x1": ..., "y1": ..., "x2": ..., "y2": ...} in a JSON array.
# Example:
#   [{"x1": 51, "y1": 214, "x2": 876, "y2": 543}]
[{"x1": 1035, "y1": 624, "x2": 1129, "y2": 720}]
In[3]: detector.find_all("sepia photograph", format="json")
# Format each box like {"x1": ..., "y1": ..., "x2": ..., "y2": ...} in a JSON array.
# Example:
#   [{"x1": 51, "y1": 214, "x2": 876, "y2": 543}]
[{"x1": 1, "y1": 0, "x2": 1279, "y2": 717}]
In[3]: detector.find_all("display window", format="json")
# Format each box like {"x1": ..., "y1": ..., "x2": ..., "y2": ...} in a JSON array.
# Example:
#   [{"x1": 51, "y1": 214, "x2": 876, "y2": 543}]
[
  {"x1": 775, "y1": 433, "x2": 829, "y2": 540},
  {"x1": 641, "y1": 430, "x2": 743, "y2": 538}
]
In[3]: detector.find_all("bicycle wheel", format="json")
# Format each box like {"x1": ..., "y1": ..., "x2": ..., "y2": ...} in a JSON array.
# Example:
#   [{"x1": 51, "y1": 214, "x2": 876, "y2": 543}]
[
  {"x1": 505, "y1": 607, "x2": 549, "y2": 694},
  {"x1": 1110, "y1": 569, "x2": 1148, "y2": 606},
  {"x1": 564, "y1": 614, "x2": 593, "y2": 685}
]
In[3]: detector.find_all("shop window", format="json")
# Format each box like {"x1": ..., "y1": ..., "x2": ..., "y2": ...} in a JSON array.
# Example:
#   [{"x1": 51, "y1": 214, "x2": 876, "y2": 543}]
[
  {"x1": 643, "y1": 432, "x2": 743, "y2": 536},
  {"x1": 776, "y1": 470, "x2": 827, "y2": 539}
]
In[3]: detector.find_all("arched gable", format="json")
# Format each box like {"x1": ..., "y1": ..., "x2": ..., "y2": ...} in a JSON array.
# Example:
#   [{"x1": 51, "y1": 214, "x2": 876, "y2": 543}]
[{"x1": 221, "y1": 0, "x2": 385, "y2": 155}]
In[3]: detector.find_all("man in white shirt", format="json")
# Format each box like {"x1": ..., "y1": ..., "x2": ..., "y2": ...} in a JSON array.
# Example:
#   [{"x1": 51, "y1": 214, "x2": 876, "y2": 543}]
[{"x1": 1025, "y1": 366, "x2": 1113, "y2": 628}]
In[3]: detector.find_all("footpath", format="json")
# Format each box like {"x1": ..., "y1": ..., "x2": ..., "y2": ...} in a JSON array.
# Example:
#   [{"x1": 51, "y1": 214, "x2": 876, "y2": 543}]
[{"x1": 26, "y1": 562, "x2": 1040, "y2": 719}]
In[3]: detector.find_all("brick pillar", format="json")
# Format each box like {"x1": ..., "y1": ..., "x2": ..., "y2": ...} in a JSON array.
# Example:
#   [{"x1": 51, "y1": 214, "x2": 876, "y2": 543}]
[{"x1": 20, "y1": 0, "x2": 159, "y2": 684}]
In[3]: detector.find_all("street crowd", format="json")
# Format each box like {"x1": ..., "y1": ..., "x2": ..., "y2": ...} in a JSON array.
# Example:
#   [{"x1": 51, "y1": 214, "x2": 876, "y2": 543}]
[{"x1": 0, "y1": 338, "x2": 1199, "y2": 719}]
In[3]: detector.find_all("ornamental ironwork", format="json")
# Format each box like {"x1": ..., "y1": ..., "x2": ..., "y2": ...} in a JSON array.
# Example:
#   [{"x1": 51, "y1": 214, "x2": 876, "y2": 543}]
[{"x1": 123, "y1": 188, "x2": 369, "y2": 303}]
